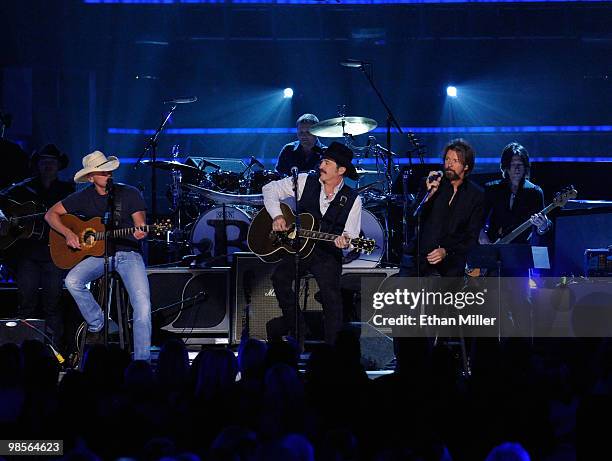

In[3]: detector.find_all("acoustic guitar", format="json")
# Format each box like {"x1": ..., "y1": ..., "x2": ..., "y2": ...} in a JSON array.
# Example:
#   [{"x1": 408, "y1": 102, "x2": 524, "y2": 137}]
[
  {"x1": 247, "y1": 202, "x2": 376, "y2": 263},
  {"x1": 0, "y1": 200, "x2": 47, "y2": 250},
  {"x1": 49, "y1": 214, "x2": 171, "y2": 269}
]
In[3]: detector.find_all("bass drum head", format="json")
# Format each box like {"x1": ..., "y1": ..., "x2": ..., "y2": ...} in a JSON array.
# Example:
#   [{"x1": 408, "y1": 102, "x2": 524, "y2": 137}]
[
  {"x1": 343, "y1": 209, "x2": 384, "y2": 268},
  {"x1": 190, "y1": 206, "x2": 253, "y2": 259}
]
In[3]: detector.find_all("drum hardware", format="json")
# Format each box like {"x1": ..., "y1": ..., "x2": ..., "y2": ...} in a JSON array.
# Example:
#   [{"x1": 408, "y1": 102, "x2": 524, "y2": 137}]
[
  {"x1": 247, "y1": 170, "x2": 281, "y2": 194},
  {"x1": 182, "y1": 183, "x2": 265, "y2": 207}
]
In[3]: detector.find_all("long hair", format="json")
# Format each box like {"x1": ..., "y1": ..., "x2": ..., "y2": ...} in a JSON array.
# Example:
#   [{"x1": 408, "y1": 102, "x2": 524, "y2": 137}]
[{"x1": 501, "y1": 142, "x2": 530, "y2": 180}]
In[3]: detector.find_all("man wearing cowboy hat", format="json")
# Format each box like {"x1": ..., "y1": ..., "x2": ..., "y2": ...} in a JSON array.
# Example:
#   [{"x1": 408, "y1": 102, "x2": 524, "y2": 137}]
[
  {"x1": 263, "y1": 141, "x2": 362, "y2": 347},
  {"x1": 45, "y1": 150, "x2": 152, "y2": 361},
  {"x1": 0, "y1": 143, "x2": 74, "y2": 348}
]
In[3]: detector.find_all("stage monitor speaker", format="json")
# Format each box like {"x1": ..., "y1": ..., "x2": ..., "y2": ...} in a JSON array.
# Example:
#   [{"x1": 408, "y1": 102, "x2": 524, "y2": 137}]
[
  {"x1": 554, "y1": 209, "x2": 612, "y2": 276},
  {"x1": 233, "y1": 253, "x2": 399, "y2": 344},
  {"x1": 147, "y1": 268, "x2": 230, "y2": 340},
  {"x1": 0, "y1": 319, "x2": 46, "y2": 345},
  {"x1": 233, "y1": 253, "x2": 322, "y2": 344}
]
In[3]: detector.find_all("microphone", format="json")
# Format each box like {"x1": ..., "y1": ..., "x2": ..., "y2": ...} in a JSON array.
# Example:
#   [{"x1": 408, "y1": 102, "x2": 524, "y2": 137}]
[
  {"x1": 340, "y1": 59, "x2": 370, "y2": 68},
  {"x1": 291, "y1": 166, "x2": 299, "y2": 182},
  {"x1": 163, "y1": 96, "x2": 198, "y2": 105},
  {"x1": 105, "y1": 177, "x2": 114, "y2": 193},
  {"x1": 427, "y1": 171, "x2": 443, "y2": 183},
  {"x1": 250, "y1": 156, "x2": 265, "y2": 169}
]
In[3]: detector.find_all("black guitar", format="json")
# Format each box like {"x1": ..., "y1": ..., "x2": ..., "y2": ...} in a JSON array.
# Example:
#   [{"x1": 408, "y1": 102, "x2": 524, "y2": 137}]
[
  {"x1": 467, "y1": 185, "x2": 577, "y2": 277},
  {"x1": 247, "y1": 202, "x2": 376, "y2": 263},
  {"x1": 0, "y1": 200, "x2": 47, "y2": 250}
]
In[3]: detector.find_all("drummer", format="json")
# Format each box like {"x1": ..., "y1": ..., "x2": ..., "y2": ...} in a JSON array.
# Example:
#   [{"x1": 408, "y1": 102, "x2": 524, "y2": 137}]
[{"x1": 275, "y1": 113, "x2": 326, "y2": 177}]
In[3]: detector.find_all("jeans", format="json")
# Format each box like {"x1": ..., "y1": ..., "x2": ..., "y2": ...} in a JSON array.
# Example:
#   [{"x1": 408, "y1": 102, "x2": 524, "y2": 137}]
[{"x1": 64, "y1": 251, "x2": 151, "y2": 361}]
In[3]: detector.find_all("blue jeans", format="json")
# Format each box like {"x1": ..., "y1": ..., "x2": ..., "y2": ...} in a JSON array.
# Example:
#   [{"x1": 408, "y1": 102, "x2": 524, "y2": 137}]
[{"x1": 65, "y1": 251, "x2": 152, "y2": 361}]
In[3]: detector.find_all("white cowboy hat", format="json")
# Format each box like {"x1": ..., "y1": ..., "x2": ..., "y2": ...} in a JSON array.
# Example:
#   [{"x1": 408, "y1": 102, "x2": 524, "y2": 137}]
[{"x1": 74, "y1": 150, "x2": 120, "y2": 183}]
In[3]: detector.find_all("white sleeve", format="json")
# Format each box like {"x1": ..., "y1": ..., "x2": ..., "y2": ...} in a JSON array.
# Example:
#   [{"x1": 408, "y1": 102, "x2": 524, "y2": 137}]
[
  {"x1": 342, "y1": 195, "x2": 362, "y2": 239},
  {"x1": 262, "y1": 173, "x2": 307, "y2": 219}
]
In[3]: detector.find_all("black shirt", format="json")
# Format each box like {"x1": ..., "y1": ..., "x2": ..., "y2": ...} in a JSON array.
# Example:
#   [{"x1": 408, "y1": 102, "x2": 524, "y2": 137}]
[
  {"x1": 1, "y1": 176, "x2": 75, "y2": 210},
  {"x1": 62, "y1": 184, "x2": 147, "y2": 254},
  {"x1": 275, "y1": 140, "x2": 325, "y2": 176},
  {"x1": 483, "y1": 178, "x2": 544, "y2": 244},
  {"x1": 411, "y1": 177, "x2": 485, "y2": 275}
]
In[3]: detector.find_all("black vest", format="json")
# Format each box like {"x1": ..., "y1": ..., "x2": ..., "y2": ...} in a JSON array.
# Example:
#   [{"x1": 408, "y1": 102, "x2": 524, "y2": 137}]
[{"x1": 298, "y1": 174, "x2": 358, "y2": 258}]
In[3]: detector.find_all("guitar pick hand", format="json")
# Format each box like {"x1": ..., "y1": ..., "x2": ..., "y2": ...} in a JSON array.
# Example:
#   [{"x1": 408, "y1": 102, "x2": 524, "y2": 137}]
[{"x1": 66, "y1": 231, "x2": 81, "y2": 249}]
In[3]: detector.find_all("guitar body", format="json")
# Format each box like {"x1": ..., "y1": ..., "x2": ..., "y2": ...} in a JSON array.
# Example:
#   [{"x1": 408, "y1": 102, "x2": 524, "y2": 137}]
[
  {"x1": 0, "y1": 200, "x2": 46, "y2": 250},
  {"x1": 49, "y1": 215, "x2": 106, "y2": 270},
  {"x1": 247, "y1": 202, "x2": 317, "y2": 263}
]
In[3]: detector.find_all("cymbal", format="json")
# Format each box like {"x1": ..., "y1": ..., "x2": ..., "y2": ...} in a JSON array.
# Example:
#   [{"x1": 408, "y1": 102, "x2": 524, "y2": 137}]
[
  {"x1": 183, "y1": 183, "x2": 264, "y2": 206},
  {"x1": 143, "y1": 160, "x2": 204, "y2": 175},
  {"x1": 309, "y1": 116, "x2": 377, "y2": 138}
]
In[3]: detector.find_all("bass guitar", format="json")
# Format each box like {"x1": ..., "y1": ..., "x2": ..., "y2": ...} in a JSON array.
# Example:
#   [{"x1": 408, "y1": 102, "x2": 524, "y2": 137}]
[{"x1": 467, "y1": 185, "x2": 577, "y2": 276}]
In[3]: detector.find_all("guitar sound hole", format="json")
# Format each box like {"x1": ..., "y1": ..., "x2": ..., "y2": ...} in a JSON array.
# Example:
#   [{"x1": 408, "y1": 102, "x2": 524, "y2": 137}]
[{"x1": 83, "y1": 231, "x2": 96, "y2": 247}]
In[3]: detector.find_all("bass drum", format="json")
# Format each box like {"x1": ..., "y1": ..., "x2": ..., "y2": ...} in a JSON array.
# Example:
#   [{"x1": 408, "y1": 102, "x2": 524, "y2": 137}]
[
  {"x1": 190, "y1": 206, "x2": 253, "y2": 259},
  {"x1": 343, "y1": 209, "x2": 385, "y2": 268}
]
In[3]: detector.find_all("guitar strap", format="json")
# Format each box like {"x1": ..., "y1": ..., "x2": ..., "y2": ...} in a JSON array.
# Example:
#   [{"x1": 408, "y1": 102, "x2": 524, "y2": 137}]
[{"x1": 112, "y1": 184, "x2": 123, "y2": 228}]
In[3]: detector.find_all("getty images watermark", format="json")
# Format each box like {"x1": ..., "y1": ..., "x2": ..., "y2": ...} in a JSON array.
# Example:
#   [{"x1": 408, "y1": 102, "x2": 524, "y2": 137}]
[{"x1": 361, "y1": 277, "x2": 612, "y2": 338}]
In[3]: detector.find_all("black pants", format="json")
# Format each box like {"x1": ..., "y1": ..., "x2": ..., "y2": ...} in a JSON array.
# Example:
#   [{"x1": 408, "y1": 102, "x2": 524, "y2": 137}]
[
  {"x1": 271, "y1": 247, "x2": 343, "y2": 345},
  {"x1": 16, "y1": 256, "x2": 66, "y2": 346}
]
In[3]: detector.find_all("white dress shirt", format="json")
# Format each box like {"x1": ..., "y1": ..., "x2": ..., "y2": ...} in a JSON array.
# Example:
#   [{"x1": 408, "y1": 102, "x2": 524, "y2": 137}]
[{"x1": 262, "y1": 173, "x2": 362, "y2": 239}]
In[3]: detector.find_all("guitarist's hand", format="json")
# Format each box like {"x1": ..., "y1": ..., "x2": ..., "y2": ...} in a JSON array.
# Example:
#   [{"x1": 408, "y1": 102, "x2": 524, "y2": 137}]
[
  {"x1": 272, "y1": 215, "x2": 288, "y2": 232},
  {"x1": 427, "y1": 247, "x2": 447, "y2": 265},
  {"x1": 133, "y1": 230, "x2": 147, "y2": 240},
  {"x1": 530, "y1": 212, "x2": 549, "y2": 233},
  {"x1": 65, "y1": 231, "x2": 81, "y2": 250},
  {"x1": 334, "y1": 234, "x2": 350, "y2": 249}
]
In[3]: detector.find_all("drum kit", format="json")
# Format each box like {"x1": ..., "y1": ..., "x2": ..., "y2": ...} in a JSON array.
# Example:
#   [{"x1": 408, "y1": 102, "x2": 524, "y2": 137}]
[{"x1": 145, "y1": 115, "x2": 419, "y2": 267}]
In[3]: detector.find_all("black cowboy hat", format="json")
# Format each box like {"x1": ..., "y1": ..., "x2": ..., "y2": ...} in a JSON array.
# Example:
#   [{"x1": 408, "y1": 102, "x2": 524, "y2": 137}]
[
  {"x1": 322, "y1": 141, "x2": 358, "y2": 180},
  {"x1": 30, "y1": 144, "x2": 69, "y2": 171}
]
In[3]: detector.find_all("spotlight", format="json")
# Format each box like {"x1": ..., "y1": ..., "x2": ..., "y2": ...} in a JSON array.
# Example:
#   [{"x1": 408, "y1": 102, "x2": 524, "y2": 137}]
[
  {"x1": 446, "y1": 86, "x2": 457, "y2": 98},
  {"x1": 283, "y1": 88, "x2": 294, "y2": 99}
]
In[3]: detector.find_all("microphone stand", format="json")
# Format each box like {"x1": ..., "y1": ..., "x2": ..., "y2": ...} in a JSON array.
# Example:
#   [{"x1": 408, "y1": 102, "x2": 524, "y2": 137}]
[
  {"x1": 355, "y1": 63, "x2": 402, "y2": 193},
  {"x1": 291, "y1": 170, "x2": 302, "y2": 348},
  {"x1": 355, "y1": 62, "x2": 402, "y2": 265},
  {"x1": 101, "y1": 179, "x2": 115, "y2": 348},
  {"x1": 134, "y1": 103, "x2": 178, "y2": 221},
  {"x1": 412, "y1": 186, "x2": 432, "y2": 283}
]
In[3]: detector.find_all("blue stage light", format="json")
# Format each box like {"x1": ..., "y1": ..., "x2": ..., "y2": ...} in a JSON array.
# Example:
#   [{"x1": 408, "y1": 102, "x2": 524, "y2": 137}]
[
  {"x1": 446, "y1": 86, "x2": 457, "y2": 98},
  {"x1": 283, "y1": 88, "x2": 294, "y2": 99}
]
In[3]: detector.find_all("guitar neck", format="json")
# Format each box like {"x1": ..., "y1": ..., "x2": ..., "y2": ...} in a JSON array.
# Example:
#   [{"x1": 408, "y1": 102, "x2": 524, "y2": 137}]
[
  {"x1": 10, "y1": 212, "x2": 47, "y2": 223},
  {"x1": 298, "y1": 228, "x2": 347, "y2": 243},
  {"x1": 496, "y1": 201, "x2": 558, "y2": 244},
  {"x1": 95, "y1": 224, "x2": 154, "y2": 241}
]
